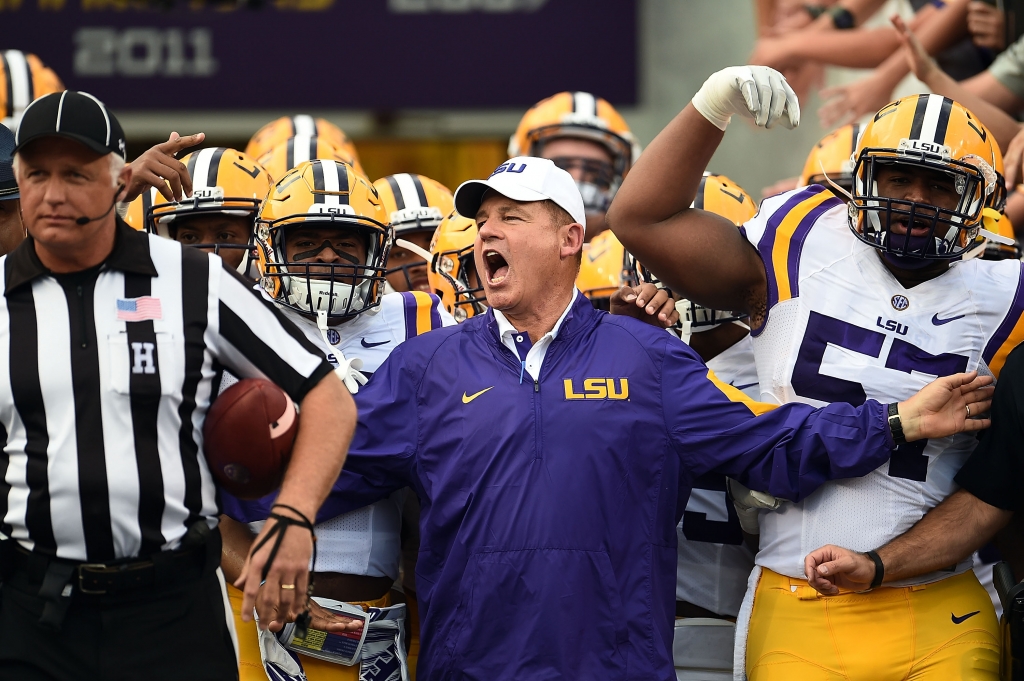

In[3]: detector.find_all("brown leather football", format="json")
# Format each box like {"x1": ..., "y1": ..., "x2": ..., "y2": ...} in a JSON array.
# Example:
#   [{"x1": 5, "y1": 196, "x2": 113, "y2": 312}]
[{"x1": 203, "y1": 378, "x2": 298, "y2": 499}]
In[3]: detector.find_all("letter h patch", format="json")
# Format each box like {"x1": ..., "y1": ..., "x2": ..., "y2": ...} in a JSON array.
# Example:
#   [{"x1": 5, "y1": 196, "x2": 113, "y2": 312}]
[{"x1": 131, "y1": 341, "x2": 156, "y2": 375}]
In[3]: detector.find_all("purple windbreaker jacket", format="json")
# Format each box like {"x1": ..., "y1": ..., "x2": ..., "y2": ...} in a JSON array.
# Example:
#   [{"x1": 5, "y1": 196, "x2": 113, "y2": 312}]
[{"x1": 223, "y1": 293, "x2": 895, "y2": 680}]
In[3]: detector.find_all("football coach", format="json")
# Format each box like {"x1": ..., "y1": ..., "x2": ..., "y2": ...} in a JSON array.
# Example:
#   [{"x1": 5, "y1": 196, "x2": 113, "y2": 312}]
[
  {"x1": 0, "y1": 91, "x2": 355, "y2": 681},
  {"x1": 225, "y1": 156, "x2": 993, "y2": 681}
]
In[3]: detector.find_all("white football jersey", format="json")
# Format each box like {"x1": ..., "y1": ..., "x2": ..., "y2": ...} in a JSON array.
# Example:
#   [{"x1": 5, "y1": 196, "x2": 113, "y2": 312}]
[
  {"x1": 259, "y1": 290, "x2": 454, "y2": 578},
  {"x1": 743, "y1": 186, "x2": 1024, "y2": 586},
  {"x1": 676, "y1": 334, "x2": 757, "y2": 617}
]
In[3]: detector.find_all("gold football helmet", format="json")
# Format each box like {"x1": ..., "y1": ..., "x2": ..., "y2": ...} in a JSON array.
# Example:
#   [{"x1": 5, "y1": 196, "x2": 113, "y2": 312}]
[
  {"x1": 509, "y1": 92, "x2": 641, "y2": 214},
  {"x1": 629, "y1": 173, "x2": 757, "y2": 331},
  {"x1": 122, "y1": 187, "x2": 158, "y2": 231},
  {"x1": 245, "y1": 115, "x2": 360, "y2": 169},
  {"x1": 851, "y1": 94, "x2": 995, "y2": 260},
  {"x1": 256, "y1": 159, "x2": 391, "y2": 321},
  {"x1": 577, "y1": 230, "x2": 629, "y2": 311},
  {"x1": 800, "y1": 123, "x2": 864, "y2": 194},
  {"x1": 428, "y1": 211, "x2": 487, "y2": 322},
  {"x1": 1, "y1": 50, "x2": 63, "y2": 130},
  {"x1": 374, "y1": 174, "x2": 455, "y2": 292},
  {"x1": 146, "y1": 148, "x2": 272, "y2": 274},
  {"x1": 257, "y1": 135, "x2": 365, "y2": 182}
]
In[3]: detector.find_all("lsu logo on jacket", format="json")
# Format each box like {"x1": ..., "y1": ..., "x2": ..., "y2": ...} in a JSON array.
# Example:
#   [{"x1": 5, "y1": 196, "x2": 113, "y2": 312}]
[{"x1": 563, "y1": 378, "x2": 629, "y2": 400}]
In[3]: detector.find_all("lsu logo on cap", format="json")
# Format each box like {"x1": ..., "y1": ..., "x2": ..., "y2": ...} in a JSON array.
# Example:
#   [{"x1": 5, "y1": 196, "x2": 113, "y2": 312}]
[
  {"x1": 563, "y1": 378, "x2": 629, "y2": 400},
  {"x1": 490, "y1": 161, "x2": 527, "y2": 177}
]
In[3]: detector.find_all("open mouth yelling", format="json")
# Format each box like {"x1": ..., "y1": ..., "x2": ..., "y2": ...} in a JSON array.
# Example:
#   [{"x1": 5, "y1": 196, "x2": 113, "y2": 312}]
[
  {"x1": 484, "y1": 250, "x2": 509, "y2": 285},
  {"x1": 892, "y1": 216, "x2": 932, "y2": 237}
]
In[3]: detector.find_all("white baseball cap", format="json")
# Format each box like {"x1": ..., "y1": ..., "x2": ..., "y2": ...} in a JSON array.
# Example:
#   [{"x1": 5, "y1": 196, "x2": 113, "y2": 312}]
[{"x1": 454, "y1": 156, "x2": 587, "y2": 232}]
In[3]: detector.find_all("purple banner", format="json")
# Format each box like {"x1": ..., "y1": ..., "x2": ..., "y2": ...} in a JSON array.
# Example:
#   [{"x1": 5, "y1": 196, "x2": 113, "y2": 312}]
[{"x1": 2, "y1": 0, "x2": 637, "y2": 110}]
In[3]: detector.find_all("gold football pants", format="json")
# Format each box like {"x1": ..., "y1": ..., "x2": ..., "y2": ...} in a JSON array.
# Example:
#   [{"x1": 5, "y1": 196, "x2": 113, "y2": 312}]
[{"x1": 746, "y1": 568, "x2": 1000, "y2": 680}]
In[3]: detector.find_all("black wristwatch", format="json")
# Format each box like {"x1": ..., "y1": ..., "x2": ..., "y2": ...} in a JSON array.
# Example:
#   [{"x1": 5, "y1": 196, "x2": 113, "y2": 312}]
[
  {"x1": 828, "y1": 5, "x2": 856, "y2": 29},
  {"x1": 865, "y1": 550, "x2": 885, "y2": 589},
  {"x1": 887, "y1": 402, "x2": 907, "y2": 446}
]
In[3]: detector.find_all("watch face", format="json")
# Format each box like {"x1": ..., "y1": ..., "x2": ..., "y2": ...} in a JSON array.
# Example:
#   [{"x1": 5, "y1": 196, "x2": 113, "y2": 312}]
[{"x1": 831, "y1": 7, "x2": 855, "y2": 29}]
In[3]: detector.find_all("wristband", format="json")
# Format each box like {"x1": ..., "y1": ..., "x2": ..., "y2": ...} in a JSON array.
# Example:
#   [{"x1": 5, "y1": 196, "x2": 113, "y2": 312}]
[
  {"x1": 887, "y1": 402, "x2": 907, "y2": 446},
  {"x1": 828, "y1": 6, "x2": 855, "y2": 29},
  {"x1": 865, "y1": 550, "x2": 885, "y2": 589}
]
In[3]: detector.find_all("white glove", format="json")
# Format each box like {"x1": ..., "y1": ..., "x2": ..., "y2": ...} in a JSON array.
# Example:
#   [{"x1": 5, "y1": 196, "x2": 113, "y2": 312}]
[
  {"x1": 335, "y1": 355, "x2": 368, "y2": 394},
  {"x1": 255, "y1": 612, "x2": 308, "y2": 681},
  {"x1": 726, "y1": 478, "x2": 784, "y2": 535},
  {"x1": 691, "y1": 65, "x2": 800, "y2": 131}
]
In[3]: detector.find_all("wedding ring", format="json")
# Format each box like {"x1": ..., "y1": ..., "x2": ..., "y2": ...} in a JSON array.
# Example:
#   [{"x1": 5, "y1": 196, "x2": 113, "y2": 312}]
[
  {"x1": 966, "y1": 405, "x2": 972, "y2": 418},
  {"x1": 280, "y1": 584, "x2": 296, "y2": 590}
]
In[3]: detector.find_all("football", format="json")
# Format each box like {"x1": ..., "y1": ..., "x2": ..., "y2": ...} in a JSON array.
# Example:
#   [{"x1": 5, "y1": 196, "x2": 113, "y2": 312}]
[{"x1": 203, "y1": 378, "x2": 299, "y2": 500}]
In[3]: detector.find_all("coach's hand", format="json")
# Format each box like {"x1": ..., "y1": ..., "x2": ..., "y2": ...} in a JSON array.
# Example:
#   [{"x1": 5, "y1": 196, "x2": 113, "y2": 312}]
[
  {"x1": 609, "y1": 283, "x2": 679, "y2": 328},
  {"x1": 236, "y1": 511, "x2": 314, "y2": 632},
  {"x1": 124, "y1": 131, "x2": 205, "y2": 203},
  {"x1": 896, "y1": 371, "x2": 993, "y2": 441},
  {"x1": 691, "y1": 65, "x2": 800, "y2": 131},
  {"x1": 308, "y1": 601, "x2": 365, "y2": 633},
  {"x1": 804, "y1": 544, "x2": 876, "y2": 595}
]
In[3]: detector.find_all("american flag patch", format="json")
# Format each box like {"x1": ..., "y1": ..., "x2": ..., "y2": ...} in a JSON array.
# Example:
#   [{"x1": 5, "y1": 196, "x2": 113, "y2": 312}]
[{"x1": 116, "y1": 297, "x2": 162, "y2": 322}]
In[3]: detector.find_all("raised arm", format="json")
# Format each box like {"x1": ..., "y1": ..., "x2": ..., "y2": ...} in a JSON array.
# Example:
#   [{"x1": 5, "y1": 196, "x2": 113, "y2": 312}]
[{"x1": 608, "y1": 67, "x2": 798, "y2": 317}]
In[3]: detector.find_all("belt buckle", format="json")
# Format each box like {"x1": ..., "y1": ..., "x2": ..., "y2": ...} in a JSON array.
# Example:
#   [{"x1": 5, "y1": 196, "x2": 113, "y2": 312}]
[{"x1": 78, "y1": 563, "x2": 109, "y2": 595}]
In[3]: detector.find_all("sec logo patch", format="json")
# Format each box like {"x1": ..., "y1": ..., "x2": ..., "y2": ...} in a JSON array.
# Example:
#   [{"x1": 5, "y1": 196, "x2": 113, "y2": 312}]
[
  {"x1": 891, "y1": 295, "x2": 910, "y2": 311},
  {"x1": 326, "y1": 329, "x2": 341, "y2": 345}
]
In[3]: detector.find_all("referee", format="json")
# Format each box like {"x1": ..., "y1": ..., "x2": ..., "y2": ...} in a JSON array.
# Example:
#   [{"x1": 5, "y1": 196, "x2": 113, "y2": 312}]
[{"x1": 0, "y1": 91, "x2": 356, "y2": 681}]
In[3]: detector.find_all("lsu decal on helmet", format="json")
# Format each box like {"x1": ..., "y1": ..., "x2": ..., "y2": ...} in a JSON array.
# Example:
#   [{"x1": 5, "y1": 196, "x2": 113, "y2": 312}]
[
  {"x1": 374, "y1": 174, "x2": 455, "y2": 293},
  {"x1": 509, "y1": 91, "x2": 641, "y2": 214},
  {"x1": 123, "y1": 187, "x2": 158, "y2": 232},
  {"x1": 257, "y1": 159, "x2": 391, "y2": 323},
  {"x1": 850, "y1": 94, "x2": 995, "y2": 260},
  {"x1": 629, "y1": 173, "x2": 757, "y2": 331},
  {"x1": 245, "y1": 115, "x2": 360, "y2": 169},
  {"x1": 257, "y1": 134, "x2": 365, "y2": 183},
  {"x1": 800, "y1": 123, "x2": 864, "y2": 194},
  {"x1": 428, "y1": 210, "x2": 487, "y2": 322},
  {"x1": 147, "y1": 148, "x2": 272, "y2": 275},
  {"x1": 577, "y1": 230, "x2": 629, "y2": 311},
  {"x1": 1, "y1": 50, "x2": 63, "y2": 130}
]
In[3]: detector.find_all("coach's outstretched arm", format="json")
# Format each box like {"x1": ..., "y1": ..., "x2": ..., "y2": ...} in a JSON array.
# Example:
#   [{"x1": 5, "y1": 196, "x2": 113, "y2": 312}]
[{"x1": 607, "y1": 66, "x2": 798, "y2": 316}]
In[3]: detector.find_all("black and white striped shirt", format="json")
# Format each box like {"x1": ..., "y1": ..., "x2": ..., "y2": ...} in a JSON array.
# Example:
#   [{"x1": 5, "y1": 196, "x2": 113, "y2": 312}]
[{"x1": 0, "y1": 218, "x2": 333, "y2": 562}]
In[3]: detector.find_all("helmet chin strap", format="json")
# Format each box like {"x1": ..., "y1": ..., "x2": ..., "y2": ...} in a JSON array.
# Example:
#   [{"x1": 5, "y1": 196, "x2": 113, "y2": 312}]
[{"x1": 819, "y1": 161, "x2": 856, "y2": 202}]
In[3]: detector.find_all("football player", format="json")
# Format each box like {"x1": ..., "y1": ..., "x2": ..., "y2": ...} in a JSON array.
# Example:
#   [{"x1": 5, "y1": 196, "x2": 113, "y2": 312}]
[
  {"x1": 246, "y1": 114, "x2": 361, "y2": 173},
  {"x1": 126, "y1": 147, "x2": 272, "y2": 277},
  {"x1": 576, "y1": 229, "x2": 629, "y2": 310},
  {"x1": 373, "y1": 174, "x2": 454, "y2": 294},
  {"x1": 257, "y1": 134, "x2": 364, "y2": 182},
  {"x1": 509, "y1": 91, "x2": 640, "y2": 240},
  {"x1": 799, "y1": 123, "x2": 864, "y2": 194},
  {"x1": 1, "y1": 49, "x2": 63, "y2": 131},
  {"x1": 218, "y1": 158, "x2": 453, "y2": 681},
  {"x1": 427, "y1": 210, "x2": 488, "y2": 322},
  {"x1": 610, "y1": 66, "x2": 1013, "y2": 679}
]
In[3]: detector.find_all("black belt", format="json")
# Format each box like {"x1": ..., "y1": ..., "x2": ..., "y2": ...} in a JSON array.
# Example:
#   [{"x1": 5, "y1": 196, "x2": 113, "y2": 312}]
[{"x1": 0, "y1": 521, "x2": 220, "y2": 630}]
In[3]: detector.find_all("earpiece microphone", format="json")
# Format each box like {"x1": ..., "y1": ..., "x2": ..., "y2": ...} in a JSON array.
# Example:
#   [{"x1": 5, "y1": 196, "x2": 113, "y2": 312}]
[{"x1": 76, "y1": 184, "x2": 125, "y2": 225}]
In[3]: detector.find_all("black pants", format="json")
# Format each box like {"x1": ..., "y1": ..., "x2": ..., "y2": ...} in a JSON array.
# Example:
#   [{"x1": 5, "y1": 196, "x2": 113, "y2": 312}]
[{"x1": 0, "y1": 561, "x2": 238, "y2": 681}]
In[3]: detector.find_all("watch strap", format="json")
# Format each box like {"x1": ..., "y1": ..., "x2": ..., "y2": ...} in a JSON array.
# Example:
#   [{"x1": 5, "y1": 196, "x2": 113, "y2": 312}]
[
  {"x1": 887, "y1": 402, "x2": 907, "y2": 446},
  {"x1": 866, "y1": 550, "x2": 885, "y2": 589}
]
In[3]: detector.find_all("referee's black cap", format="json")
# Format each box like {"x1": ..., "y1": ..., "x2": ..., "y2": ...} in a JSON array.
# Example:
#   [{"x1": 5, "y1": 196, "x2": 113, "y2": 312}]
[
  {"x1": 13, "y1": 91, "x2": 126, "y2": 160},
  {"x1": 0, "y1": 125, "x2": 17, "y2": 201}
]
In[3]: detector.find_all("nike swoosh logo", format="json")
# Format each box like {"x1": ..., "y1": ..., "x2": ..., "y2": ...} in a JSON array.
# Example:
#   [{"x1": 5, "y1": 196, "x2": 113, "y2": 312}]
[
  {"x1": 951, "y1": 610, "x2": 980, "y2": 624},
  {"x1": 932, "y1": 313, "x2": 966, "y2": 326},
  {"x1": 462, "y1": 387, "x2": 493, "y2": 404},
  {"x1": 587, "y1": 247, "x2": 608, "y2": 263},
  {"x1": 360, "y1": 338, "x2": 390, "y2": 348}
]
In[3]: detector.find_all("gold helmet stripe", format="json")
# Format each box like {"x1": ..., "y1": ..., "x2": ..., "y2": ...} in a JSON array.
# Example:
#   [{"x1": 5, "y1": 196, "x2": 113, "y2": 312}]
[
  {"x1": 572, "y1": 91, "x2": 597, "y2": 117},
  {"x1": 387, "y1": 173, "x2": 428, "y2": 210},
  {"x1": 2, "y1": 51, "x2": 32, "y2": 122},
  {"x1": 190, "y1": 147, "x2": 226, "y2": 190},
  {"x1": 909, "y1": 94, "x2": 954, "y2": 144},
  {"x1": 311, "y1": 159, "x2": 350, "y2": 205},
  {"x1": 291, "y1": 114, "x2": 316, "y2": 137}
]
